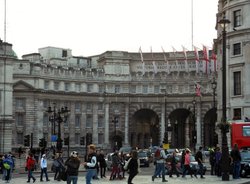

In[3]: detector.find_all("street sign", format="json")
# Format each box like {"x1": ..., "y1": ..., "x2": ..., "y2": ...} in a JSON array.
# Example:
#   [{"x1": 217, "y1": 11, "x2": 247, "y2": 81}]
[
  {"x1": 51, "y1": 135, "x2": 58, "y2": 142},
  {"x1": 163, "y1": 143, "x2": 169, "y2": 150}
]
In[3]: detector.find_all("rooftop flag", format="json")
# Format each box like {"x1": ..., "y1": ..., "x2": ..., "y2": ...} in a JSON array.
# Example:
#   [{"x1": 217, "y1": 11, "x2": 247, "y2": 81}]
[
  {"x1": 194, "y1": 46, "x2": 200, "y2": 74},
  {"x1": 182, "y1": 45, "x2": 189, "y2": 73},
  {"x1": 139, "y1": 47, "x2": 145, "y2": 76},
  {"x1": 151, "y1": 46, "x2": 158, "y2": 74},
  {"x1": 195, "y1": 83, "x2": 202, "y2": 97},
  {"x1": 202, "y1": 45, "x2": 209, "y2": 74},
  {"x1": 172, "y1": 46, "x2": 179, "y2": 73},
  {"x1": 161, "y1": 46, "x2": 170, "y2": 75}
]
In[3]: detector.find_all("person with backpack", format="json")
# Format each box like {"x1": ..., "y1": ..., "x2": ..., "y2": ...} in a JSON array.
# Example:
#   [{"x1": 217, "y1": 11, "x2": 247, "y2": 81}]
[
  {"x1": 152, "y1": 145, "x2": 168, "y2": 182},
  {"x1": 195, "y1": 146, "x2": 205, "y2": 179},
  {"x1": 26, "y1": 153, "x2": 36, "y2": 183},
  {"x1": 2, "y1": 154, "x2": 14, "y2": 183}
]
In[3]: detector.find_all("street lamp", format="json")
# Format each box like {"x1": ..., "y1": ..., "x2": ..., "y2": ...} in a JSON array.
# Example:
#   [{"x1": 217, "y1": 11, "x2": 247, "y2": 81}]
[
  {"x1": 211, "y1": 77, "x2": 217, "y2": 109},
  {"x1": 218, "y1": 15, "x2": 231, "y2": 181},
  {"x1": 112, "y1": 116, "x2": 118, "y2": 151},
  {"x1": 192, "y1": 99, "x2": 197, "y2": 152},
  {"x1": 47, "y1": 103, "x2": 70, "y2": 152}
]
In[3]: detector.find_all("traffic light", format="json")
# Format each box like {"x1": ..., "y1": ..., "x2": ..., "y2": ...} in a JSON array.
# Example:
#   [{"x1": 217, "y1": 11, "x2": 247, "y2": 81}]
[
  {"x1": 80, "y1": 136, "x2": 85, "y2": 145},
  {"x1": 64, "y1": 137, "x2": 69, "y2": 145},
  {"x1": 39, "y1": 138, "x2": 47, "y2": 148},
  {"x1": 24, "y1": 134, "x2": 30, "y2": 147}
]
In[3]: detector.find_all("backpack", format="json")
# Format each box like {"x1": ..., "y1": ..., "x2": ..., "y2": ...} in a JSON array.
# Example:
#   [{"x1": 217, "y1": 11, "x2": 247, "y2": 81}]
[
  {"x1": 155, "y1": 149, "x2": 161, "y2": 160},
  {"x1": 29, "y1": 158, "x2": 36, "y2": 171}
]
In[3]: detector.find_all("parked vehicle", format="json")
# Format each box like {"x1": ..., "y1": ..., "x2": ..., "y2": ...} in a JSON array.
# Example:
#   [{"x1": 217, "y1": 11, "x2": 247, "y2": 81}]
[
  {"x1": 240, "y1": 149, "x2": 250, "y2": 177},
  {"x1": 231, "y1": 122, "x2": 250, "y2": 149},
  {"x1": 137, "y1": 150, "x2": 150, "y2": 167}
]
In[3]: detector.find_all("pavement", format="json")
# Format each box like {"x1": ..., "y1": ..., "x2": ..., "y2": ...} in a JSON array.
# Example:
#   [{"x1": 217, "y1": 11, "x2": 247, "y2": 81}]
[{"x1": 3, "y1": 174, "x2": 250, "y2": 184}]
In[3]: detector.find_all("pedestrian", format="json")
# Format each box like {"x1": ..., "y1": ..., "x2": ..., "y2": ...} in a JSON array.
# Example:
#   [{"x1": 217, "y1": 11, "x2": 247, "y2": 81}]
[
  {"x1": 209, "y1": 148, "x2": 216, "y2": 175},
  {"x1": 98, "y1": 150, "x2": 107, "y2": 178},
  {"x1": 230, "y1": 143, "x2": 241, "y2": 179},
  {"x1": 53, "y1": 152, "x2": 64, "y2": 181},
  {"x1": 109, "y1": 150, "x2": 121, "y2": 180},
  {"x1": 124, "y1": 150, "x2": 140, "y2": 184},
  {"x1": 152, "y1": 145, "x2": 168, "y2": 182},
  {"x1": 2, "y1": 154, "x2": 14, "y2": 183},
  {"x1": 26, "y1": 153, "x2": 36, "y2": 183},
  {"x1": 83, "y1": 144, "x2": 98, "y2": 184},
  {"x1": 65, "y1": 151, "x2": 80, "y2": 184},
  {"x1": 169, "y1": 149, "x2": 180, "y2": 178},
  {"x1": 182, "y1": 148, "x2": 196, "y2": 178},
  {"x1": 215, "y1": 147, "x2": 222, "y2": 177},
  {"x1": 195, "y1": 147, "x2": 205, "y2": 179},
  {"x1": 40, "y1": 154, "x2": 50, "y2": 182}
]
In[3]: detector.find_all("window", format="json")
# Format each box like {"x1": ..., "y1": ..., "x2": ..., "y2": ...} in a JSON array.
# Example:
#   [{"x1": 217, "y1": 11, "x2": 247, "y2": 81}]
[
  {"x1": 65, "y1": 83, "x2": 70, "y2": 91},
  {"x1": 62, "y1": 50, "x2": 67, "y2": 57},
  {"x1": 44, "y1": 80, "x2": 49, "y2": 90},
  {"x1": 99, "y1": 85, "x2": 105, "y2": 93},
  {"x1": 75, "y1": 133, "x2": 80, "y2": 144},
  {"x1": 115, "y1": 85, "x2": 120, "y2": 93},
  {"x1": 64, "y1": 118, "x2": 69, "y2": 127},
  {"x1": 98, "y1": 116, "x2": 104, "y2": 128},
  {"x1": 233, "y1": 10, "x2": 241, "y2": 27},
  {"x1": 54, "y1": 81, "x2": 59, "y2": 91},
  {"x1": 75, "y1": 102, "x2": 81, "y2": 112},
  {"x1": 75, "y1": 115, "x2": 81, "y2": 128},
  {"x1": 233, "y1": 108, "x2": 241, "y2": 120},
  {"x1": 154, "y1": 86, "x2": 160, "y2": 93},
  {"x1": 98, "y1": 103, "x2": 103, "y2": 110},
  {"x1": 233, "y1": 71, "x2": 241, "y2": 95},
  {"x1": 43, "y1": 100, "x2": 49, "y2": 108},
  {"x1": 15, "y1": 113, "x2": 24, "y2": 126},
  {"x1": 130, "y1": 85, "x2": 136, "y2": 93},
  {"x1": 86, "y1": 103, "x2": 92, "y2": 110},
  {"x1": 233, "y1": 43, "x2": 241, "y2": 55},
  {"x1": 75, "y1": 83, "x2": 81, "y2": 92},
  {"x1": 43, "y1": 114, "x2": 48, "y2": 126},
  {"x1": 143, "y1": 85, "x2": 148, "y2": 93},
  {"x1": 86, "y1": 115, "x2": 92, "y2": 128},
  {"x1": 87, "y1": 84, "x2": 93, "y2": 92},
  {"x1": 16, "y1": 98, "x2": 25, "y2": 109},
  {"x1": 98, "y1": 133, "x2": 104, "y2": 144},
  {"x1": 243, "y1": 126, "x2": 250, "y2": 137}
]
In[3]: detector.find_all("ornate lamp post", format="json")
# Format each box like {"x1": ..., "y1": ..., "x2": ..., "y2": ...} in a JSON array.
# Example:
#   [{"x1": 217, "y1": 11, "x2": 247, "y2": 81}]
[
  {"x1": 211, "y1": 77, "x2": 217, "y2": 109},
  {"x1": 192, "y1": 99, "x2": 197, "y2": 152},
  {"x1": 47, "y1": 103, "x2": 70, "y2": 152},
  {"x1": 218, "y1": 15, "x2": 231, "y2": 181}
]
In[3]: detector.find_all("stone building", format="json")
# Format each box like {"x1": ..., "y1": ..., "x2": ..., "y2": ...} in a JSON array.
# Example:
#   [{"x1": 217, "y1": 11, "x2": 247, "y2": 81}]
[
  {"x1": 216, "y1": 0, "x2": 250, "y2": 123},
  {"x1": 1, "y1": 44, "x2": 218, "y2": 153}
]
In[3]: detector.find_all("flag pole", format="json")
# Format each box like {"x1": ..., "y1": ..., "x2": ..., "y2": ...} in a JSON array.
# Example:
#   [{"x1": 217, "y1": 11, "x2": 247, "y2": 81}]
[{"x1": 191, "y1": 0, "x2": 194, "y2": 50}]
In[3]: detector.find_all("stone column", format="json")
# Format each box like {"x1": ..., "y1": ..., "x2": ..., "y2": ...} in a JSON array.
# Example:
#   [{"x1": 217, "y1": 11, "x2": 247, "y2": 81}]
[
  {"x1": 124, "y1": 103, "x2": 129, "y2": 145},
  {"x1": 104, "y1": 103, "x2": 110, "y2": 144},
  {"x1": 196, "y1": 101, "x2": 202, "y2": 149},
  {"x1": 160, "y1": 103, "x2": 165, "y2": 144}
]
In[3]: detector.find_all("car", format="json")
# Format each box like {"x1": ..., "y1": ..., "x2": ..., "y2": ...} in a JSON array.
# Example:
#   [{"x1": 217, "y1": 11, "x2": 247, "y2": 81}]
[
  {"x1": 105, "y1": 153, "x2": 114, "y2": 171},
  {"x1": 137, "y1": 150, "x2": 150, "y2": 167},
  {"x1": 240, "y1": 149, "x2": 250, "y2": 177}
]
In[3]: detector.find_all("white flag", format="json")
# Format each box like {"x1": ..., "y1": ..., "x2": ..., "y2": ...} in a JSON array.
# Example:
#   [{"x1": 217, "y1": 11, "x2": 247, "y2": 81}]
[
  {"x1": 139, "y1": 47, "x2": 145, "y2": 75},
  {"x1": 161, "y1": 46, "x2": 170, "y2": 74}
]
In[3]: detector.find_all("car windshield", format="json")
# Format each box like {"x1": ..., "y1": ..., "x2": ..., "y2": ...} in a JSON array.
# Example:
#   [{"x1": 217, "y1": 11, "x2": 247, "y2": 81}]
[
  {"x1": 240, "y1": 151, "x2": 250, "y2": 161},
  {"x1": 138, "y1": 152, "x2": 147, "y2": 157}
]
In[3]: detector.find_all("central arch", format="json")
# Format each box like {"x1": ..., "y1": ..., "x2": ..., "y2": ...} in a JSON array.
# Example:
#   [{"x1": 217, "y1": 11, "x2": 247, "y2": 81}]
[
  {"x1": 168, "y1": 108, "x2": 193, "y2": 149},
  {"x1": 130, "y1": 109, "x2": 160, "y2": 148}
]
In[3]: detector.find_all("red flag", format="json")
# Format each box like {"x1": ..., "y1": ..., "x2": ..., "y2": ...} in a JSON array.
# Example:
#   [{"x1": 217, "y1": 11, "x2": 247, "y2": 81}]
[
  {"x1": 202, "y1": 45, "x2": 209, "y2": 74},
  {"x1": 195, "y1": 83, "x2": 202, "y2": 97},
  {"x1": 194, "y1": 46, "x2": 200, "y2": 73}
]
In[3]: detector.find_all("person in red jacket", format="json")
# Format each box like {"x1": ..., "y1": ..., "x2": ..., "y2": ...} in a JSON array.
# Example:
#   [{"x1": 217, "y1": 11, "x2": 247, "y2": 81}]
[{"x1": 26, "y1": 153, "x2": 36, "y2": 183}]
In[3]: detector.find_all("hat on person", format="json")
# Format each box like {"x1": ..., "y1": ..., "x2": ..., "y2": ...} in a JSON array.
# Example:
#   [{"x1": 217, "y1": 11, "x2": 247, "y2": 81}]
[
  {"x1": 186, "y1": 148, "x2": 191, "y2": 153},
  {"x1": 42, "y1": 154, "x2": 46, "y2": 157},
  {"x1": 175, "y1": 149, "x2": 179, "y2": 153},
  {"x1": 71, "y1": 151, "x2": 78, "y2": 157}
]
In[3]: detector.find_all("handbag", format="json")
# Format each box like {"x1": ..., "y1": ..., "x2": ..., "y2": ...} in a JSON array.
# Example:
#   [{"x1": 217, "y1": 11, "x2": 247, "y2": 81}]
[{"x1": 60, "y1": 168, "x2": 68, "y2": 181}]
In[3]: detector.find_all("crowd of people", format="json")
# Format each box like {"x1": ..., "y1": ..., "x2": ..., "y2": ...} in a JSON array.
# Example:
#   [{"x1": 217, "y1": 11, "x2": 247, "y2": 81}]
[{"x1": 0, "y1": 143, "x2": 245, "y2": 183}]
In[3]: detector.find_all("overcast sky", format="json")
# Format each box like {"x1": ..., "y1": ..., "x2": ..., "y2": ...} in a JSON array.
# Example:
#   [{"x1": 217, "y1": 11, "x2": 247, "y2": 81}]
[{"x1": 0, "y1": 0, "x2": 218, "y2": 58}]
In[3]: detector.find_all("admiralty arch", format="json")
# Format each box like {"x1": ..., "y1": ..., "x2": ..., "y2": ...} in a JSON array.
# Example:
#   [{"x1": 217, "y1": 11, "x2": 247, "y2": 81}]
[{"x1": 0, "y1": 44, "x2": 218, "y2": 153}]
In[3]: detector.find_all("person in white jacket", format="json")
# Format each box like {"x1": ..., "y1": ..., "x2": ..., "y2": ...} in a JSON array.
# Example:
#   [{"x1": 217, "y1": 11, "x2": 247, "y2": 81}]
[{"x1": 40, "y1": 154, "x2": 50, "y2": 182}]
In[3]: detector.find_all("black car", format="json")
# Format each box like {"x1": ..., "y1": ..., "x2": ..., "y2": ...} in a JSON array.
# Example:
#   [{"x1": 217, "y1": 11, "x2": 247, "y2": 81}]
[
  {"x1": 240, "y1": 150, "x2": 250, "y2": 177},
  {"x1": 138, "y1": 150, "x2": 150, "y2": 167}
]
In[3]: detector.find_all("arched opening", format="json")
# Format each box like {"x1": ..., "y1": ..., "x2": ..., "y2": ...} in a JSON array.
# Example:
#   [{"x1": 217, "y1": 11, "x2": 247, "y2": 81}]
[
  {"x1": 204, "y1": 108, "x2": 218, "y2": 148},
  {"x1": 168, "y1": 108, "x2": 193, "y2": 149},
  {"x1": 130, "y1": 109, "x2": 160, "y2": 148}
]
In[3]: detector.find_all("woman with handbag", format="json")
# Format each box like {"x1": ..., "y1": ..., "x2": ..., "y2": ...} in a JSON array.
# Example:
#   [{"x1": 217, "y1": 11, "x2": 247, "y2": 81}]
[{"x1": 124, "y1": 150, "x2": 140, "y2": 184}]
